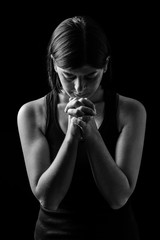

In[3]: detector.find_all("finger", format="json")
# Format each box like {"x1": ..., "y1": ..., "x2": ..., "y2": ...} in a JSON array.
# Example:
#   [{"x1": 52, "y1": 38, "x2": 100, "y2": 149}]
[
  {"x1": 67, "y1": 108, "x2": 85, "y2": 117},
  {"x1": 69, "y1": 97, "x2": 74, "y2": 101},
  {"x1": 78, "y1": 106, "x2": 96, "y2": 116},
  {"x1": 73, "y1": 117, "x2": 86, "y2": 129},
  {"x1": 79, "y1": 98, "x2": 96, "y2": 112},
  {"x1": 69, "y1": 97, "x2": 78, "y2": 102},
  {"x1": 79, "y1": 115, "x2": 91, "y2": 122},
  {"x1": 64, "y1": 98, "x2": 84, "y2": 113},
  {"x1": 72, "y1": 117, "x2": 87, "y2": 140},
  {"x1": 67, "y1": 106, "x2": 96, "y2": 117}
]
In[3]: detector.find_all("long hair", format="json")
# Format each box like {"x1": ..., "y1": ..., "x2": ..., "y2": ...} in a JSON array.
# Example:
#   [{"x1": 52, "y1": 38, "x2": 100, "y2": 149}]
[{"x1": 47, "y1": 16, "x2": 112, "y2": 92}]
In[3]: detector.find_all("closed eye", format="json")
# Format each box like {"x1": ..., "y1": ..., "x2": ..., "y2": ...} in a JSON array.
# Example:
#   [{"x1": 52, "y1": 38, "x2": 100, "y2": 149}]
[
  {"x1": 63, "y1": 73, "x2": 75, "y2": 80},
  {"x1": 85, "y1": 72, "x2": 98, "y2": 79},
  {"x1": 63, "y1": 71, "x2": 98, "y2": 81}
]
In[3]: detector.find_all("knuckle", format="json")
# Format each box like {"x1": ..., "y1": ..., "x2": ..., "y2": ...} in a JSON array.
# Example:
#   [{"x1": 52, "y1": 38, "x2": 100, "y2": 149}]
[
  {"x1": 76, "y1": 109, "x2": 82, "y2": 116},
  {"x1": 78, "y1": 106, "x2": 83, "y2": 111},
  {"x1": 78, "y1": 98, "x2": 84, "y2": 103},
  {"x1": 67, "y1": 108, "x2": 72, "y2": 114},
  {"x1": 76, "y1": 101, "x2": 82, "y2": 107}
]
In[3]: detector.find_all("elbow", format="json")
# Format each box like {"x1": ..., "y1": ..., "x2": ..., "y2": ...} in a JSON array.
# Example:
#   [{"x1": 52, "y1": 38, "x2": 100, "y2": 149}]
[
  {"x1": 109, "y1": 181, "x2": 135, "y2": 210},
  {"x1": 34, "y1": 185, "x2": 60, "y2": 211},
  {"x1": 108, "y1": 190, "x2": 133, "y2": 210},
  {"x1": 29, "y1": 180, "x2": 59, "y2": 210},
  {"x1": 110, "y1": 197, "x2": 129, "y2": 209},
  {"x1": 31, "y1": 181, "x2": 45, "y2": 205},
  {"x1": 37, "y1": 196, "x2": 59, "y2": 211},
  {"x1": 33, "y1": 189, "x2": 51, "y2": 209},
  {"x1": 32, "y1": 185, "x2": 43, "y2": 203}
]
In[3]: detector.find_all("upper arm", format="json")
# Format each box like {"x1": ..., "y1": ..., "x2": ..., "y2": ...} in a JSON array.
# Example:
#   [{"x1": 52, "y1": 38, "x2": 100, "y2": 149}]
[
  {"x1": 17, "y1": 102, "x2": 50, "y2": 195},
  {"x1": 116, "y1": 97, "x2": 147, "y2": 192}
]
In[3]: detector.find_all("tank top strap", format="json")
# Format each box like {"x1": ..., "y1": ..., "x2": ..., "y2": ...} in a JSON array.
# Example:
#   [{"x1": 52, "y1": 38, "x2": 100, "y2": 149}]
[{"x1": 45, "y1": 90, "x2": 58, "y2": 134}]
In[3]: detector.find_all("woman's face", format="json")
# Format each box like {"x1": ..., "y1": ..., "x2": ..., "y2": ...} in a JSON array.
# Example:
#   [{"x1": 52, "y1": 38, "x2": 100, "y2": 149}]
[{"x1": 55, "y1": 64, "x2": 105, "y2": 99}]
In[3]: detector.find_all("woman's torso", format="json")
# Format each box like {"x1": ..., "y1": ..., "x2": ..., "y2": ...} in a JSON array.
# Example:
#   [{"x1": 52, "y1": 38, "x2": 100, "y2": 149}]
[
  {"x1": 33, "y1": 89, "x2": 140, "y2": 239},
  {"x1": 43, "y1": 89, "x2": 120, "y2": 211}
]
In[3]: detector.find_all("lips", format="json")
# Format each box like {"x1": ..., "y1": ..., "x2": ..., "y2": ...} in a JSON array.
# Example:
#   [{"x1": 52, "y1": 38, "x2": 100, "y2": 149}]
[{"x1": 73, "y1": 92, "x2": 88, "y2": 98}]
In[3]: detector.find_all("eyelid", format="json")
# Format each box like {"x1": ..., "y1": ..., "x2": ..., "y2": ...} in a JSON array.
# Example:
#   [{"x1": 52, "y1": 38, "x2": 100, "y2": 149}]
[
  {"x1": 63, "y1": 71, "x2": 98, "y2": 78},
  {"x1": 63, "y1": 73, "x2": 75, "y2": 78},
  {"x1": 86, "y1": 72, "x2": 98, "y2": 78}
]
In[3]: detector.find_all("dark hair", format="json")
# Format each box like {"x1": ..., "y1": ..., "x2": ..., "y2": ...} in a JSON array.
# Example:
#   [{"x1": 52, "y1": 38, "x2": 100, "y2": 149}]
[{"x1": 47, "y1": 16, "x2": 112, "y2": 92}]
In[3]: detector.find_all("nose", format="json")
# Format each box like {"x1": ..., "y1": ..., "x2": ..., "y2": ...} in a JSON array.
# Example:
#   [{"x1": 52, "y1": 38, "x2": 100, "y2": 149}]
[{"x1": 74, "y1": 78, "x2": 85, "y2": 93}]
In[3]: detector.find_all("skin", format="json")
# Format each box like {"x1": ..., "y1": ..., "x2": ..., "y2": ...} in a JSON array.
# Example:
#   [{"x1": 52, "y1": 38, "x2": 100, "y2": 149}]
[{"x1": 17, "y1": 62, "x2": 147, "y2": 210}]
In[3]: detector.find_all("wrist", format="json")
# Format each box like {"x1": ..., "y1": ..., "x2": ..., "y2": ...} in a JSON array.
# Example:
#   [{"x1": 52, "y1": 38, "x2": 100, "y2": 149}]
[
  {"x1": 66, "y1": 128, "x2": 81, "y2": 143},
  {"x1": 85, "y1": 127, "x2": 100, "y2": 143}
]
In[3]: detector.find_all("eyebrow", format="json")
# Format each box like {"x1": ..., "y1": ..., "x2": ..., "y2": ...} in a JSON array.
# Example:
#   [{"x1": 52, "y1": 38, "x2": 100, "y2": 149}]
[{"x1": 63, "y1": 70, "x2": 98, "y2": 76}]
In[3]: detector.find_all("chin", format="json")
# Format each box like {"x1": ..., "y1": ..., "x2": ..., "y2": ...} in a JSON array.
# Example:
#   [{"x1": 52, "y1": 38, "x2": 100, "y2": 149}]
[{"x1": 66, "y1": 89, "x2": 97, "y2": 100}]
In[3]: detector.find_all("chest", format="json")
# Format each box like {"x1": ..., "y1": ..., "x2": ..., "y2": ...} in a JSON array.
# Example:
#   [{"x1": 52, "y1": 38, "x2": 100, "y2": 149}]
[{"x1": 57, "y1": 102, "x2": 105, "y2": 135}]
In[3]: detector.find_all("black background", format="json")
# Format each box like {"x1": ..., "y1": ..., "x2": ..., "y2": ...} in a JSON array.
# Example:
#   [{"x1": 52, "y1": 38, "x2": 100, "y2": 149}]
[{"x1": 2, "y1": 2, "x2": 158, "y2": 239}]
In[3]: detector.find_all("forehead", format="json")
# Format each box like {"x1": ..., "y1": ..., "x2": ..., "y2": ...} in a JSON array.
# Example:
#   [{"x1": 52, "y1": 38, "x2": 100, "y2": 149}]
[{"x1": 57, "y1": 65, "x2": 102, "y2": 75}]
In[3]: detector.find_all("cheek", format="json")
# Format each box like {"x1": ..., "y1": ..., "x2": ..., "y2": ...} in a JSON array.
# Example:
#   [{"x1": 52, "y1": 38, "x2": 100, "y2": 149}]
[
  {"x1": 88, "y1": 77, "x2": 102, "y2": 90},
  {"x1": 59, "y1": 76, "x2": 72, "y2": 89},
  {"x1": 61, "y1": 81, "x2": 74, "y2": 95}
]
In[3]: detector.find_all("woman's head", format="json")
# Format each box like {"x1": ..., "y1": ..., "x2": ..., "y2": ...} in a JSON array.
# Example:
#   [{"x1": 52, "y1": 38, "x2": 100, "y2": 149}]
[{"x1": 47, "y1": 15, "x2": 112, "y2": 93}]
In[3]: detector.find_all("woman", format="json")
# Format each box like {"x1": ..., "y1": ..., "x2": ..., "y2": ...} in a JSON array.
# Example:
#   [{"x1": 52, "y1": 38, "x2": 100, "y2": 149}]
[{"x1": 17, "y1": 16, "x2": 146, "y2": 239}]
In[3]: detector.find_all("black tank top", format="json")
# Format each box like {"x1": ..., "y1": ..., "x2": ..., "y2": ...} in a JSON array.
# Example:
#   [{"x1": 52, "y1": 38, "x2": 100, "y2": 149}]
[
  {"x1": 45, "y1": 89, "x2": 120, "y2": 211},
  {"x1": 34, "y1": 89, "x2": 140, "y2": 239}
]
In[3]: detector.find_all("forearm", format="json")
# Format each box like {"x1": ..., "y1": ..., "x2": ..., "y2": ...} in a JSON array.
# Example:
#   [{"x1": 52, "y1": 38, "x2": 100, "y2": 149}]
[
  {"x1": 85, "y1": 131, "x2": 131, "y2": 209},
  {"x1": 35, "y1": 134, "x2": 79, "y2": 210}
]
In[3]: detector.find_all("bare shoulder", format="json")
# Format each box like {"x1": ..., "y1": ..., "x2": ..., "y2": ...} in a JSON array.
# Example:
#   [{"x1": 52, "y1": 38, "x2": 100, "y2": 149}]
[
  {"x1": 118, "y1": 94, "x2": 147, "y2": 130},
  {"x1": 17, "y1": 96, "x2": 47, "y2": 133}
]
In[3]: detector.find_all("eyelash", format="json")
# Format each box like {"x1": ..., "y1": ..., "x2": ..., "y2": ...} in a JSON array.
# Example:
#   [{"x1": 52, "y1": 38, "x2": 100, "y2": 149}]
[
  {"x1": 64, "y1": 74, "x2": 96, "y2": 81},
  {"x1": 65, "y1": 76, "x2": 75, "y2": 80}
]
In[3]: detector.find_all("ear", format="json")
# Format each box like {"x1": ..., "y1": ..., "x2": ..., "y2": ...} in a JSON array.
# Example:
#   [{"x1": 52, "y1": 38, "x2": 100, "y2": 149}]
[
  {"x1": 103, "y1": 56, "x2": 110, "y2": 73},
  {"x1": 51, "y1": 54, "x2": 58, "y2": 72}
]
